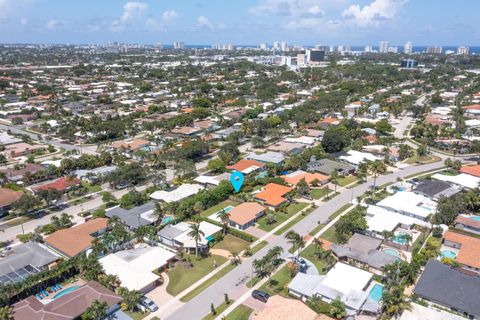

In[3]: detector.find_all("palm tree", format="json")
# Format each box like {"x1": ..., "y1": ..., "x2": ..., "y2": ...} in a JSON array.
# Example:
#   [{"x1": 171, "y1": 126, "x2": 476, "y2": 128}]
[
  {"x1": 329, "y1": 170, "x2": 339, "y2": 197},
  {"x1": 153, "y1": 202, "x2": 166, "y2": 226},
  {"x1": 230, "y1": 252, "x2": 241, "y2": 265},
  {"x1": 188, "y1": 223, "x2": 205, "y2": 257},
  {"x1": 369, "y1": 160, "x2": 387, "y2": 189},
  {"x1": 285, "y1": 231, "x2": 301, "y2": 258},
  {"x1": 382, "y1": 230, "x2": 394, "y2": 242},
  {"x1": 218, "y1": 208, "x2": 230, "y2": 235},
  {"x1": 98, "y1": 274, "x2": 121, "y2": 291},
  {"x1": 329, "y1": 298, "x2": 346, "y2": 320},
  {"x1": 313, "y1": 237, "x2": 323, "y2": 259},
  {"x1": 0, "y1": 306, "x2": 13, "y2": 320}
]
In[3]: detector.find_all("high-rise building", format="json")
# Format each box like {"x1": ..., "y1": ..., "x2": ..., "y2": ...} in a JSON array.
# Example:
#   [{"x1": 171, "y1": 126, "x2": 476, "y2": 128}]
[
  {"x1": 404, "y1": 41, "x2": 413, "y2": 54},
  {"x1": 281, "y1": 42, "x2": 288, "y2": 52},
  {"x1": 273, "y1": 42, "x2": 280, "y2": 51},
  {"x1": 457, "y1": 46, "x2": 469, "y2": 55},
  {"x1": 173, "y1": 41, "x2": 185, "y2": 49},
  {"x1": 306, "y1": 49, "x2": 325, "y2": 63},
  {"x1": 427, "y1": 46, "x2": 443, "y2": 54},
  {"x1": 364, "y1": 45, "x2": 373, "y2": 53},
  {"x1": 259, "y1": 43, "x2": 268, "y2": 50},
  {"x1": 401, "y1": 59, "x2": 418, "y2": 68},
  {"x1": 388, "y1": 46, "x2": 398, "y2": 54},
  {"x1": 379, "y1": 41, "x2": 389, "y2": 53}
]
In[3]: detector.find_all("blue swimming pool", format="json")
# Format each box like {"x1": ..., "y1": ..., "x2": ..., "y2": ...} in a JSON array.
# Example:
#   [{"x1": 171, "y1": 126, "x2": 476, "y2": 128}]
[
  {"x1": 440, "y1": 250, "x2": 457, "y2": 260},
  {"x1": 392, "y1": 232, "x2": 409, "y2": 244},
  {"x1": 383, "y1": 248, "x2": 401, "y2": 259},
  {"x1": 470, "y1": 216, "x2": 480, "y2": 221},
  {"x1": 53, "y1": 285, "x2": 80, "y2": 299},
  {"x1": 368, "y1": 284, "x2": 384, "y2": 303},
  {"x1": 162, "y1": 216, "x2": 174, "y2": 225}
]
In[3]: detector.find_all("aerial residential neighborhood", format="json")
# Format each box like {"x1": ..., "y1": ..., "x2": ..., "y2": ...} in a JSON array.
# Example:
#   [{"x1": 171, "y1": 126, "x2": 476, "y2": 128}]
[{"x1": 0, "y1": 1, "x2": 479, "y2": 320}]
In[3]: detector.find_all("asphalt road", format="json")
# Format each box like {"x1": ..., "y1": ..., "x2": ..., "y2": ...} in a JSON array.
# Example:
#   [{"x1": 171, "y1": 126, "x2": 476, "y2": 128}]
[{"x1": 164, "y1": 159, "x2": 446, "y2": 320}]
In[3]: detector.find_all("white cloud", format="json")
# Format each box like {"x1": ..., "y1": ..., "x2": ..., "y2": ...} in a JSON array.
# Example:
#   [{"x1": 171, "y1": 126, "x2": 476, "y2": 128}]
[
  {"x1": 145, "y1": 9, "x2": 178, "y2": 31},
  {"x1": 342, "y1": 0, "x2": 407, "y2": 27},
  {"x1": 251, "y1": 0, "x2": 327, "y2": 17},
  {"x1": 112, "y1": 1, "x2": 148, "y2": 31},
  {"x1": 20, "y1": 18, "x2": 28, "y2": 26},
  {"x1": 0, "y1": 0, "x2": 32, "y2": 23},
  {"x1": 197, "y1": 16, "x2": 213, "y2": 29},
  {"x1": 44, "y1": 19, "x2": 67, "y2": 31}
]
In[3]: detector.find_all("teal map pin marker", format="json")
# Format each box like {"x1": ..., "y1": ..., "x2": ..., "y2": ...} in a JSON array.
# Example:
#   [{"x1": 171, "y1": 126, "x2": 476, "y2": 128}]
[{"x1": 230, "y1": 171, "x2": 244, "y2": 193}]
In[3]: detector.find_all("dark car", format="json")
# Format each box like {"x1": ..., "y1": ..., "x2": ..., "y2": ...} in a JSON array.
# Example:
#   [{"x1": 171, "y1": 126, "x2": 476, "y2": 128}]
[{"x1": 252, "y1": 290, "x2": 270, "y2": 303}]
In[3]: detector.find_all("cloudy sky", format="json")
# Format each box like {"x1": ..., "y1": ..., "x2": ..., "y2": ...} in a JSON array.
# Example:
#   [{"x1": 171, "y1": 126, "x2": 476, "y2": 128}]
[{"x1": 0, "y1": 0, "x2": 477, "y2": 46}]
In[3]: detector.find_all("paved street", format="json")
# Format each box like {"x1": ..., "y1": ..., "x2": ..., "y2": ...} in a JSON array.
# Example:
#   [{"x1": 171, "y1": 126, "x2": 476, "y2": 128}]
[{"x1": 163, "y1": 159, "x2": 447, "y2": 320}]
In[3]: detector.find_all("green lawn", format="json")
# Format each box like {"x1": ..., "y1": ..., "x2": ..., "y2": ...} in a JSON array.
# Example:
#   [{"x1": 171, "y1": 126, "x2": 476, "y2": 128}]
[
  {"x1": 310, "y1": 187, "x2": 331, "y2": 200},
  {"x1": 337, "y1": 175, "x2": 358, "y2": 186},
  {"x1": 180, "y1": 263, "x2": 236, "y2": 302},
  {"x1": 259, "y1": 265, "x2": 292, "y2": 297},
  {"x1": 203, "y1": 300, "x2": 232, "y2": 320},
  {"x1": 81, "y1": 181, "x2": 102, "y2": 193},
  {"x1": 226, "y1": 305, "x2": 254, "y2": 320},
  {"x1": 256, "y1": 203, "x2": 308, "y2": 232},
  {"x1": 320, "y1": 225, "x2": 338, "y2": 243},
  {"x1": 200, "y1": 200, "x2": 239, "y2": 218},
  {"x1": 166, "y1": 254, "x2": 228, "y2": 296},
  {"x1": 404, "y1": 154, "x2": 441, "y2": 164},
  {"x1": 328, "y1": 203, "x2": 353, "y2": 221},
  {"x1": 308, "y1": 223, "x2": 327, "y2": 237},
  {"x1": 249, "y1": 240, "x2": 268, "y2": 255},
  {"x1": 300, "y1": 244, "x2": 328, "y2": 274},
  {"x1": 214, "y1": 234, "x2": 250, "y2": 254},
  {"x1": 274, "y1": 205, "x2": 313, "y2": 236}
]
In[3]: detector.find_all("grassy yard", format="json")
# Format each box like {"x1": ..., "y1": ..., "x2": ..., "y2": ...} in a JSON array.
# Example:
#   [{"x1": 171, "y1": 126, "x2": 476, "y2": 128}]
[
  {"x1": 200, "y1": 200, "x2": 239, "y2": 219},
  {"x1": 226, "y1": 305, "x2": 254, "y2": 320},
  {"x1": 337, "y1": 175, "x2": 358, "y2": 186},
  {"x1": 310, "y1": 187, "x2": 331, "y2": 200},
  {"x1": 259, "y1": 265, "x2": 292, "y2": 297},
  {"x1": 256, "y1": 203, "x2": 308, "y2": 232},
  {"x1": 274, "y1": 205, "x2": 314, "y2": 236},
  {"x1": 250, "y1": 240, "x2": 268, "y2": 255},
  {"x1": 203, "y1": 300, "x2": 232, "y2": 320},
  {"x1": 214, "y1": 234, "x2": 250, "y2": 254},
  {"x1": 166, "y1": 254, "x2": 228, "y2": 296},
  {"x1": 320, "y1": 225, "x2": 338, "y2": 243},
  {"x1": 328, "y1": 203, "x2": 353, "y2": 221},
  {"x1": 180, "y1": 263, "x2": 236, "y2": 302},
  {"x1": 300, "y1": 244, "x2": 328, "y2": 274},
  {"x1": 404, "y1": 154, "x2": 442, "y2": 164},
  {"x1": 81, "y1": 181, "x2": 102, "y2": 193}
]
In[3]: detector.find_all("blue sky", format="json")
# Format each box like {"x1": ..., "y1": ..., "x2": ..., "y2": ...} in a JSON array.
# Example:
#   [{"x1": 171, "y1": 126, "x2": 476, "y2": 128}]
[{"x1": 0, "y1": 0, "x2": 478, "y2": 46}]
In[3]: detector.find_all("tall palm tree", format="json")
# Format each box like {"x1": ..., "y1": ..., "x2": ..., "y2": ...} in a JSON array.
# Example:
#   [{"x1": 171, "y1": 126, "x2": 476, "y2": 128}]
[
  {"x1": 313, "y1": 237, "x2": 323, "y2": 259},
  {"x1": 285, "y1": 231, "x2": 301, "y2": 258},
  {"x1": 329, "y1": 170, "x2": 339, "y2": 196},
  {"x1": 154, "y1": 202, "x2": 166, "y2": 226},
  {"x1": 218, "y1": 208, "x2": 230, "y2": 235},
  {"x1": 369, "y1": 160, "x2": 387, "y2": 189},
  {"x1": 188, "y1": 223, "x2": 205, "y2": 257}
]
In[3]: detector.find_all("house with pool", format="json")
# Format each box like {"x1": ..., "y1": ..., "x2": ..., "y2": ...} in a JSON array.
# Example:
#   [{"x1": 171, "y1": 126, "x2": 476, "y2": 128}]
[
  {"x1": 106, "y1": 201, "x2": 158, "y2": 230},
  {"x1": 442, "y1": 231, "x2": 480, "y2": 275},
  {"x1": 157, "y1": 221, "x2": 221, "y2": 254},
  {"x1": 288, "y1": 262, "x2": 382, "y2": 317},
  {"x1": 330, "y1": 233, "x2": 398, "y2": 274},
  {"x1": 454, "y1": 214, "x2": 480, "y2": 235},
  {"x1": 376, "y1": 191, "x2": 436, "y2": 222},
  {"x1": 13, "y1": 280, "x2": 122, "y2": 320}
]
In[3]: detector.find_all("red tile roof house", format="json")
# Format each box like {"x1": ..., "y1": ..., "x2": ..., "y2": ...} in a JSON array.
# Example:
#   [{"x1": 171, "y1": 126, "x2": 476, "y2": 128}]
[
  {"x1": 31, "y1": 177, "x2": 81, "y2": 193},
  {"x1": 228, "y1": 202, "x2": 266, "y2": 230},
  {"x1": 255, "y1": 183, "x2": 293, "y2": 208},
  {"x1": 0, "y1": 187, "x2": 23, "y2": 217},
  {"x1": 226, "y1": 159, "x2": 265, "y2": 175},
  {"x1": 13, "y1": 280, "x2": 122, "y2": 320}
]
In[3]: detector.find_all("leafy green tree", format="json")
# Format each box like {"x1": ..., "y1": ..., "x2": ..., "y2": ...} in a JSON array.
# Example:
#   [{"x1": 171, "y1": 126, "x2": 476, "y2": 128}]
[
  {"x1": 207, "y1": 158, "x2": 226, "y2": 173},
  {"x1": 117, "y1": 287, "x2": 142, "y2": 312},
  {"x1": 174, "y1": 159, "x2": 196, "y2": 180},
  {"x1": 335, "y1": 206, "x2": 367, "y2": 243},
  {"x1": 0, "y1": 306, "x2": 14, "y2": 320},
  {"x1": 321, "y1": 125, "x2": 351, "y2": 153},
  {"x1": 218, "y1": 143, "x2": 240, "y2": 165},
  {"x1": 329, "y1": 298, "x2": 346, "y2": 319},
  {"x1": 81, "y1": 300, "x2": 108, "y2": 320}
]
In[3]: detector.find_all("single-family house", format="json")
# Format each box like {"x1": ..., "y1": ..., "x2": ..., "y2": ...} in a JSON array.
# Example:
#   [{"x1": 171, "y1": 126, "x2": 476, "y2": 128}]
[
  {"x1": 252, "y1": 295, "x2": 328, "y2": 320},
  {"x1": 227, "y1": 202, "x2": 266, "y2": 230},
  {"x1": 376, "y1": 191, "x2": 436, "y2": 221},
  {"x1": 106, "y1": 202, "x2": 157, "y2": 230},
  {"x1": 246, "y1": 151, "x2": 285, "y2": 165},
  {"x1": 443, "y1": 231, "x2": 480, "y2": 274},
  {"x1": 307, "y1": 158, "x2": 355, "y2": 176},
  {"x1": 44, "y1": 218, "x2": 108, "y2": 258},
  {"x1": 0, "y1": 187, "x2": 23, "y2": 216},
  {"x1": 282, "y1": 170, "x2": 329, "y2": 186},
  {"x1": 255, "y1": 183, "x2": 292, "y2": 207},
  {"x1": 32, "y1": 176, "x2": 81, "y2": 193},
  {"x1": 454, "y1": 215, "x2": 480, "y2": 235},
  {"x1": 150, "y1": 184, "x2": 203, "y2": 203},
  {"x1": 226, "y1": 159, "x2": 265, "y2": 175},
  {"x1": 157, "y1": 221, "x2": 221, "y2": 253},
  {"x1": 412, "y1": 180, "x2": 461, "y2": 200}
]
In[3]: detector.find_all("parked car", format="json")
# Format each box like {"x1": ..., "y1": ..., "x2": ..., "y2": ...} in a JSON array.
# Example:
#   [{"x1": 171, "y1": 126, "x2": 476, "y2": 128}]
[
  {"x1": 139, "y1": 297, "x2": 158, "y2": 312},
  {"x1": 252, "y1": 290, "x2": 270, "y2": 303}
]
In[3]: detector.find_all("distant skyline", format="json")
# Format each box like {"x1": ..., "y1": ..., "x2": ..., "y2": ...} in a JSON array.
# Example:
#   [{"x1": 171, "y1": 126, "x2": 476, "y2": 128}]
[{"x1": 0, "y1": 0, "x2": 478, "y2": 46}]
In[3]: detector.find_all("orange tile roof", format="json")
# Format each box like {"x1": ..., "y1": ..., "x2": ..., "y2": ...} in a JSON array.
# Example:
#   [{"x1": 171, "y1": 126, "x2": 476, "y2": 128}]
[
  {"x1": 45, "y1": 218, "x2": 108, "y2": 257},
  {"x1": 444, "y1": 231, "x2": 480, "y2": 269},
  {"x1": 226, "y1": 159, "x2": 265, "y2": 173},
  {"x1": 462, "y1": 104, "x2": 480, "y2": 110},
  {"x1": 282, "y1": 172, "x2": 329, "y2": 186},
  {"x1": 255, "y1": 183, "x2": 292, "y2": 207},
  {"x1": 33, "y1": 177, "x2": 80, "y2": 192},
  {"x1": 321, "y1": 117, "x2": 339, "y2": 124},
  {"x1": 228, "y1": 202, "x2": 265, "y2": 226},
  {"x1": 0, "y1": 188, "x2": 23, "y2": 207},
  {"x1": 460, "y1": 164, "x2": 480, "y2": 178},
  {"x1": 111, "y1": 139, "x2": 149, "y2": 150},
  {"x1": 252, "y1": 295, "x2": 325, "y2": 320}
]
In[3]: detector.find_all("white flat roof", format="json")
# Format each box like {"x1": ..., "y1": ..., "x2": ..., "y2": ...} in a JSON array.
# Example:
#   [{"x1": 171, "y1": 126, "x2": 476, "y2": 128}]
[
  {"x1": 284, "y1": 136, "x2": 316, "y2": 145},
  {"x1": 339, "y1": 150, "x2": 381, "y2": 165},
  {"x1": 99, "y1": 246, "x2": 175, "y2": 291},
  {"x1": 377, "y1": 191, "x2": 436, "y2": 219},
  {"x1": 366, "y1": 205, "x2": 430, "y2": 233},
  {"x1": 322, "y1": 263, "x2": 372, "y2": 295},
  {"x1": 432, "y1": 173, "x2": 480, "y2": 189},
  {"x1": 150, "y1": 184, "x2": 203, "y2": 203},
  {"x1": 174, "y1": 221, "x2": 222, "y2": 248}
]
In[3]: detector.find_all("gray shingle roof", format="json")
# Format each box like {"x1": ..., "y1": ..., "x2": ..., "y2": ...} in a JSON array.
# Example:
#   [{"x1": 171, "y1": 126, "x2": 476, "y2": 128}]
[
  {"x1": 414, "y1": 259, "x2": 480, "y2": 318},
  {"x1": 106, "y1": 202, "x2": 155, "y2": 229},
  {"x1": 413, "y1": 180, "x2": 460, "y2": 198},
  {"x1": 307, "y1": 158, "x2": 355, "y2": 175}
]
